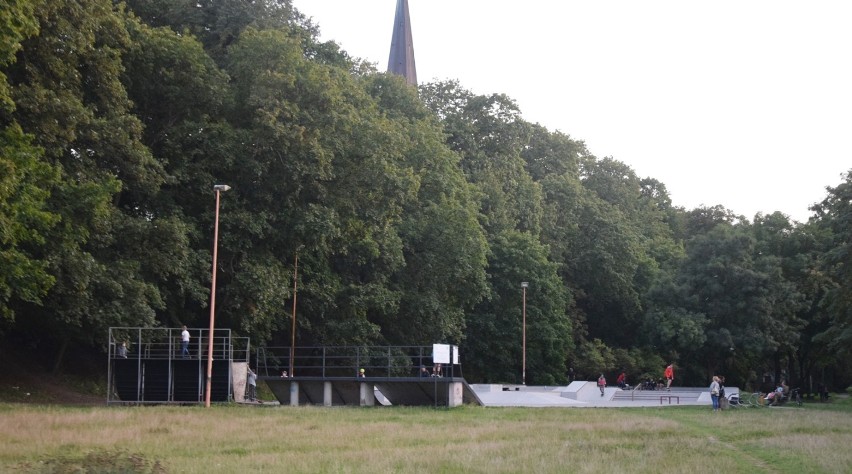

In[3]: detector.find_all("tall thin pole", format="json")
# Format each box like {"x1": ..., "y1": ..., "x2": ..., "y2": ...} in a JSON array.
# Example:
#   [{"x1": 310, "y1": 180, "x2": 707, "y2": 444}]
[
  {"x1": 205, "y1": 189, "x2": 222, "y2": 408},
  {"x1": 522, "y1": 286, "x2": 527, "y2": 385},
  {"x1": 205, "y1": 184, "x2": 229, "y2": 407},
  {"x1": 289, "y1": 252, "x2": 299, "y2": 377},
  {"x1": 521, "y1": 281, "x2": 529, "y2": 386}
]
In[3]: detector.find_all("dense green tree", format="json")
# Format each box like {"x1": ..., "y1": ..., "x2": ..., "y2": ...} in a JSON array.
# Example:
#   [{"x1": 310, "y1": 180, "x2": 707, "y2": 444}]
[
  {"x1": 120, "y1": 14, "x2": 235, "y2": 327},
  {"x1": 420, "y1": 80, "x2": 542, "y2": 236},
  {"x1": 521, "y1": 124, "x2": 584, "y2": 182},
  {"x1": 750, "y1": 212, "x2": 809, "y2": 383},
  {"x1": 609, "y1": 346, "x2": 666, "y2": 387},
  {"x1": 215, "y1": 27, "x2": 416, "y2": 345},
  {"x1": 559, "y1": 178, "x2": 644, "y2": 346},
  {"x1": 0, "y1": 0, "x2": 847, "y2": 391},
  {"x1": 782, "y1": 220, "x2": 839, "y2": 391},
  {"x1": 579, "y1": 159, "x2": 684, "y2": 341},
  {"x1": 465, "y1": 230, "x2": 571, "y2": 384},
  {"x1": 573, "y1": 338, "x2": 616, "y2": 380},
  {"x1": 535, "y1": 156, "x2": 685, "y2": 361},
  {"x1": 121, "y1": 0, "x2": 300, "y2": 60},
  {"x1": 811, "y1": 171, "x2": 852, "y2": 364},
  {"x1": 118, "y1": 3, "x2": 488, "y2": 350},
  {"x1": 364, "y1": 74, "x2": 488, "y2": 345},
  {"x1": 0, "y1": 0, "x2": 59, "y2": 324},
  {"x1": 0, "y1": 0, "x2": 38, "y2": 113},
  {"x1": 0, "y1": 125, "x2": 60, "y2": 322},
  {"x1": 5, "y1": 0, "x2": 168, "y2": 368},
  {"x1": 663, "y1": 215, "x2": 808, "y2": 386}
]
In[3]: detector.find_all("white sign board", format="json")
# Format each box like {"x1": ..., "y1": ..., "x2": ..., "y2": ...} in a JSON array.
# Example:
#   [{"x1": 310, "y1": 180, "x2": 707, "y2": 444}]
[
  {"x1": 433, "y1": 344, "x2": 459, "y2": 364},
  {"x1": 433, "y1": 344, "x2": 450, "y2": 364}
]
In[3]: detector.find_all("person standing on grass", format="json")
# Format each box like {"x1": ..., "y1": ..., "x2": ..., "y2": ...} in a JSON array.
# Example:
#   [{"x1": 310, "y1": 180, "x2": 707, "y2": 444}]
[
  {"x1": 710, "y1": 376, "x2": 721, "y2": 412},
  {"x1": 664, "y1": 363, "x2": 674, "y2": 391},
  {"x1": 180, "y1": 326, "x2": 190, "y2": 358},
  {"x1": 246, "y1": 366, "x2": 257, "y2": 402},
  {"x1": 597, "y1": 374, "x2": 607, "y2": 397}
]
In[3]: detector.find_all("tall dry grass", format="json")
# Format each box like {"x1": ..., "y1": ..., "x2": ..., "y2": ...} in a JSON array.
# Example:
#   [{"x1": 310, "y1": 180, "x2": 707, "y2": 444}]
[{"x1": 1, "y1": 403, "x2": 850, "y2": 473}]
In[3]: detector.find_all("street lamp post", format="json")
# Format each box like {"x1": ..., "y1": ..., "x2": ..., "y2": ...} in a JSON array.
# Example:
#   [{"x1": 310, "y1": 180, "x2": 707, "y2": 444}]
[
  {"x1": 205, "y1": 184, "x2": 230, "y2": 408},
  {"x1": 521, "y1": 281, "x2": 529, "y2": 385},
  {"x1": 289, "y1": 251, "x2": 299, "y2": 378}
]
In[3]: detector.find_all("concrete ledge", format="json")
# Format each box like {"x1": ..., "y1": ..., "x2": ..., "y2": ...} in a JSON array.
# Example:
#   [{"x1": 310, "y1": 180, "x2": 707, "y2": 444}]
[
  {"x1": 561, "y1": 381, "x2": 588, "y2": 400},
  {"x1": 561, "y1": 381, "x2": 615, "y2": 401},
  {"x1": 469, "y1": 384, "x2": 504, "y2": 393}
]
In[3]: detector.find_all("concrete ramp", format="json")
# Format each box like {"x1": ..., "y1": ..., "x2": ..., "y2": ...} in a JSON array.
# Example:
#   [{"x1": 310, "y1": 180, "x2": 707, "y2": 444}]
[
  {"x1": 468, "y1": 383, "x2": 728, "y2": 407},
  {"x1": 561, "y1": 381, "x2": 614, "y2": 401},
  {"x1": 476, "y1": 390, "x2": 588, "y2": 407},
  {"x1": 373, "y1": 378, "x2": 482, "y2": 406}
]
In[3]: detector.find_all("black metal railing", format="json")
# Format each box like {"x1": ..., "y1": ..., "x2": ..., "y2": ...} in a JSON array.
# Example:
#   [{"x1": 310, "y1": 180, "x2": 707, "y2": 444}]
[
  {"x1": 106, "y1": 327, "x2": 250, "y2": 404},
  {"x1": 256, "y1": 345, "x2": 459, "y2": 379},
  {"x1": 107, "y1": 327, "x2": 248, "y2": 362}
]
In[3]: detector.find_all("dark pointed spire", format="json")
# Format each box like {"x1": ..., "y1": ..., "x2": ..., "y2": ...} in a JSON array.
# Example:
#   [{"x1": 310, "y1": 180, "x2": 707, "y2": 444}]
[{"x1": 387, "y1": 0, "x2": 417, "y2": 86}]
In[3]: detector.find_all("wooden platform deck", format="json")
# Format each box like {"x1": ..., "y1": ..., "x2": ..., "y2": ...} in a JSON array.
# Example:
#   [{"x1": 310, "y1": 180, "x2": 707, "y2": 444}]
[{"x1": 262, "y1": 376, "x2": 483, "y2": 407}]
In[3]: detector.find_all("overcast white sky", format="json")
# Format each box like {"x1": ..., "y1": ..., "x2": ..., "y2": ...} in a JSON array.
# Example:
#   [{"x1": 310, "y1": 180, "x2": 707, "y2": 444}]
[{"x1": 292, "y1": 1, "x2": 851, "y2": 222}]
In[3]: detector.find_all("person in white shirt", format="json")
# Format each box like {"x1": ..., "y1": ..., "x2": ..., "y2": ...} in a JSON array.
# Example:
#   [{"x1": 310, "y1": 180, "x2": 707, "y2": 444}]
[
  {"x1": 181, "y1": 326, "x2": 190, "y2": 358},
  {"x1": 246, "y1": 366, "x2": 257, "y2": 401}
]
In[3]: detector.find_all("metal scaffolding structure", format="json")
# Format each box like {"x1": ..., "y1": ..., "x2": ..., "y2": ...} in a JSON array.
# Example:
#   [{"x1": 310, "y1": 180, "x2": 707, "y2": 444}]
[{"x1": 107, "y1": 327, "x2": 249, "y2": 405}]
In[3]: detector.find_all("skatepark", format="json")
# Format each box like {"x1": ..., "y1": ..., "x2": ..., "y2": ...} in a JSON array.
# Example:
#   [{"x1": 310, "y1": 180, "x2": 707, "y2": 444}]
[
  {"x1": 106, "y1": 329, "x2": 724, "y2": 408},
  {"x1": 469, "y1": 382, "x2": 730, "y2": 408}
]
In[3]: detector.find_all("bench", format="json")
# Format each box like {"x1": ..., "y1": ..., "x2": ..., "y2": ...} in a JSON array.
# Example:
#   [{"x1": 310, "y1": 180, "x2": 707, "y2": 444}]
[{"x1": 660, "y1": 395, "x2": 680, "y2": 405}]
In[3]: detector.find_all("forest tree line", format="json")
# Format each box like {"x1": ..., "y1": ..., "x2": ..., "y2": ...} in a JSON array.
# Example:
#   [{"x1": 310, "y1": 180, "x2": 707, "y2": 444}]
[{"x1": 1, "y1": 0, "x2": 850, "y2": 391}]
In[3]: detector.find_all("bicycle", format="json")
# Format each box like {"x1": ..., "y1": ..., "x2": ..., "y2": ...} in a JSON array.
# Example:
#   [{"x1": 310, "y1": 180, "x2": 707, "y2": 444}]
[
  {"x1": 765, "y1": 388, "x2": 802, "y2": 407},
  {"x1": 787, "y1": 387, "x2": 803, "y2": 406},
  {"x1": 725, "y1": 392, "x2": 744, "y2": 408},
  {"x1": 745, "y1": 392, "x2": 768, "y2": 408}
]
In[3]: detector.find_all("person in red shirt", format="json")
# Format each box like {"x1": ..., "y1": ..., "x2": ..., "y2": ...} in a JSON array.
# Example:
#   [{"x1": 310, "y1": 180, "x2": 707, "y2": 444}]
[
  {"x1": 664, "y1": 363, "x2": 674, "y2": 391},
  {"x1": 616, "y1": 371, "x2": 627, "y2": 389}
]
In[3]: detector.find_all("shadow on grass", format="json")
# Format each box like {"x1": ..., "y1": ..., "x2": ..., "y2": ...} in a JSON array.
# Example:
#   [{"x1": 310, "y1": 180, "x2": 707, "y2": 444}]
[{"x1": 16, "y1": 449, "x2": 167, "y2": 473}]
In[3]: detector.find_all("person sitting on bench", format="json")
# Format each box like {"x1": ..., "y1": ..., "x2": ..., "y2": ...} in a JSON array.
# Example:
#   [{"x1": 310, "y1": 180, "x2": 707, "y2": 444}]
[
  {"x1": 766, "y1": 385, "x2": 785, "y2": 405},
  {"x1": 432, "y1": 363, "x2": 443, "y2": 377}
]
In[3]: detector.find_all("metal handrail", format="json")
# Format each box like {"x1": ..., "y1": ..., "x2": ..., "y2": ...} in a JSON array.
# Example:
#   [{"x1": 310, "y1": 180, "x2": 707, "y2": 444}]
[
  {"x1": 106, "y1": 327, "x2": 249, "y2": 404},
  {"x1": 257, "y1": 345, "x2": 458, "y2": 379}
]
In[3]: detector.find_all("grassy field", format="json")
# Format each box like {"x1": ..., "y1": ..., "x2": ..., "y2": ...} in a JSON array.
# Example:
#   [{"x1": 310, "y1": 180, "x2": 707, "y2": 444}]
[{"x1": 1, "y1": 399, "x2": 851, "y2": 473}]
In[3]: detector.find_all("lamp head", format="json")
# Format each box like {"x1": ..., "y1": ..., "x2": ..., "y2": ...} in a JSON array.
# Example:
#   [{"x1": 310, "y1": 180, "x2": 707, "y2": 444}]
[{"x1": 213, "y1": 184, "x2": 231, "y2": 192}]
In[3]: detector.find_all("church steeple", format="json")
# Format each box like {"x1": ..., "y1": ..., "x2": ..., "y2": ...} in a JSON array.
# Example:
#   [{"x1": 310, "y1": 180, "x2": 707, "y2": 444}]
[{"x1": 387, "y1": 0, "x2": 417, "y2": 86}]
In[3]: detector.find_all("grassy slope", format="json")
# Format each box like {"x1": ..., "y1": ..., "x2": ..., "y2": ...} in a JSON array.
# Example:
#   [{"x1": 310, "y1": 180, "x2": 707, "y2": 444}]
[{"x1": 0, "y1": 341, "x2": 104, "y2": 405}]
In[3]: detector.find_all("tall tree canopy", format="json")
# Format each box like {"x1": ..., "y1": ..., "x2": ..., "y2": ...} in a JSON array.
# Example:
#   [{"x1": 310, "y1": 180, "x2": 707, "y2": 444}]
[
  {"x1": 811, "y1": 171, "x2": 852, "y2": 362},
  {"x1": 0, "y1": 0, "x2": 848, "y2": 390}
]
